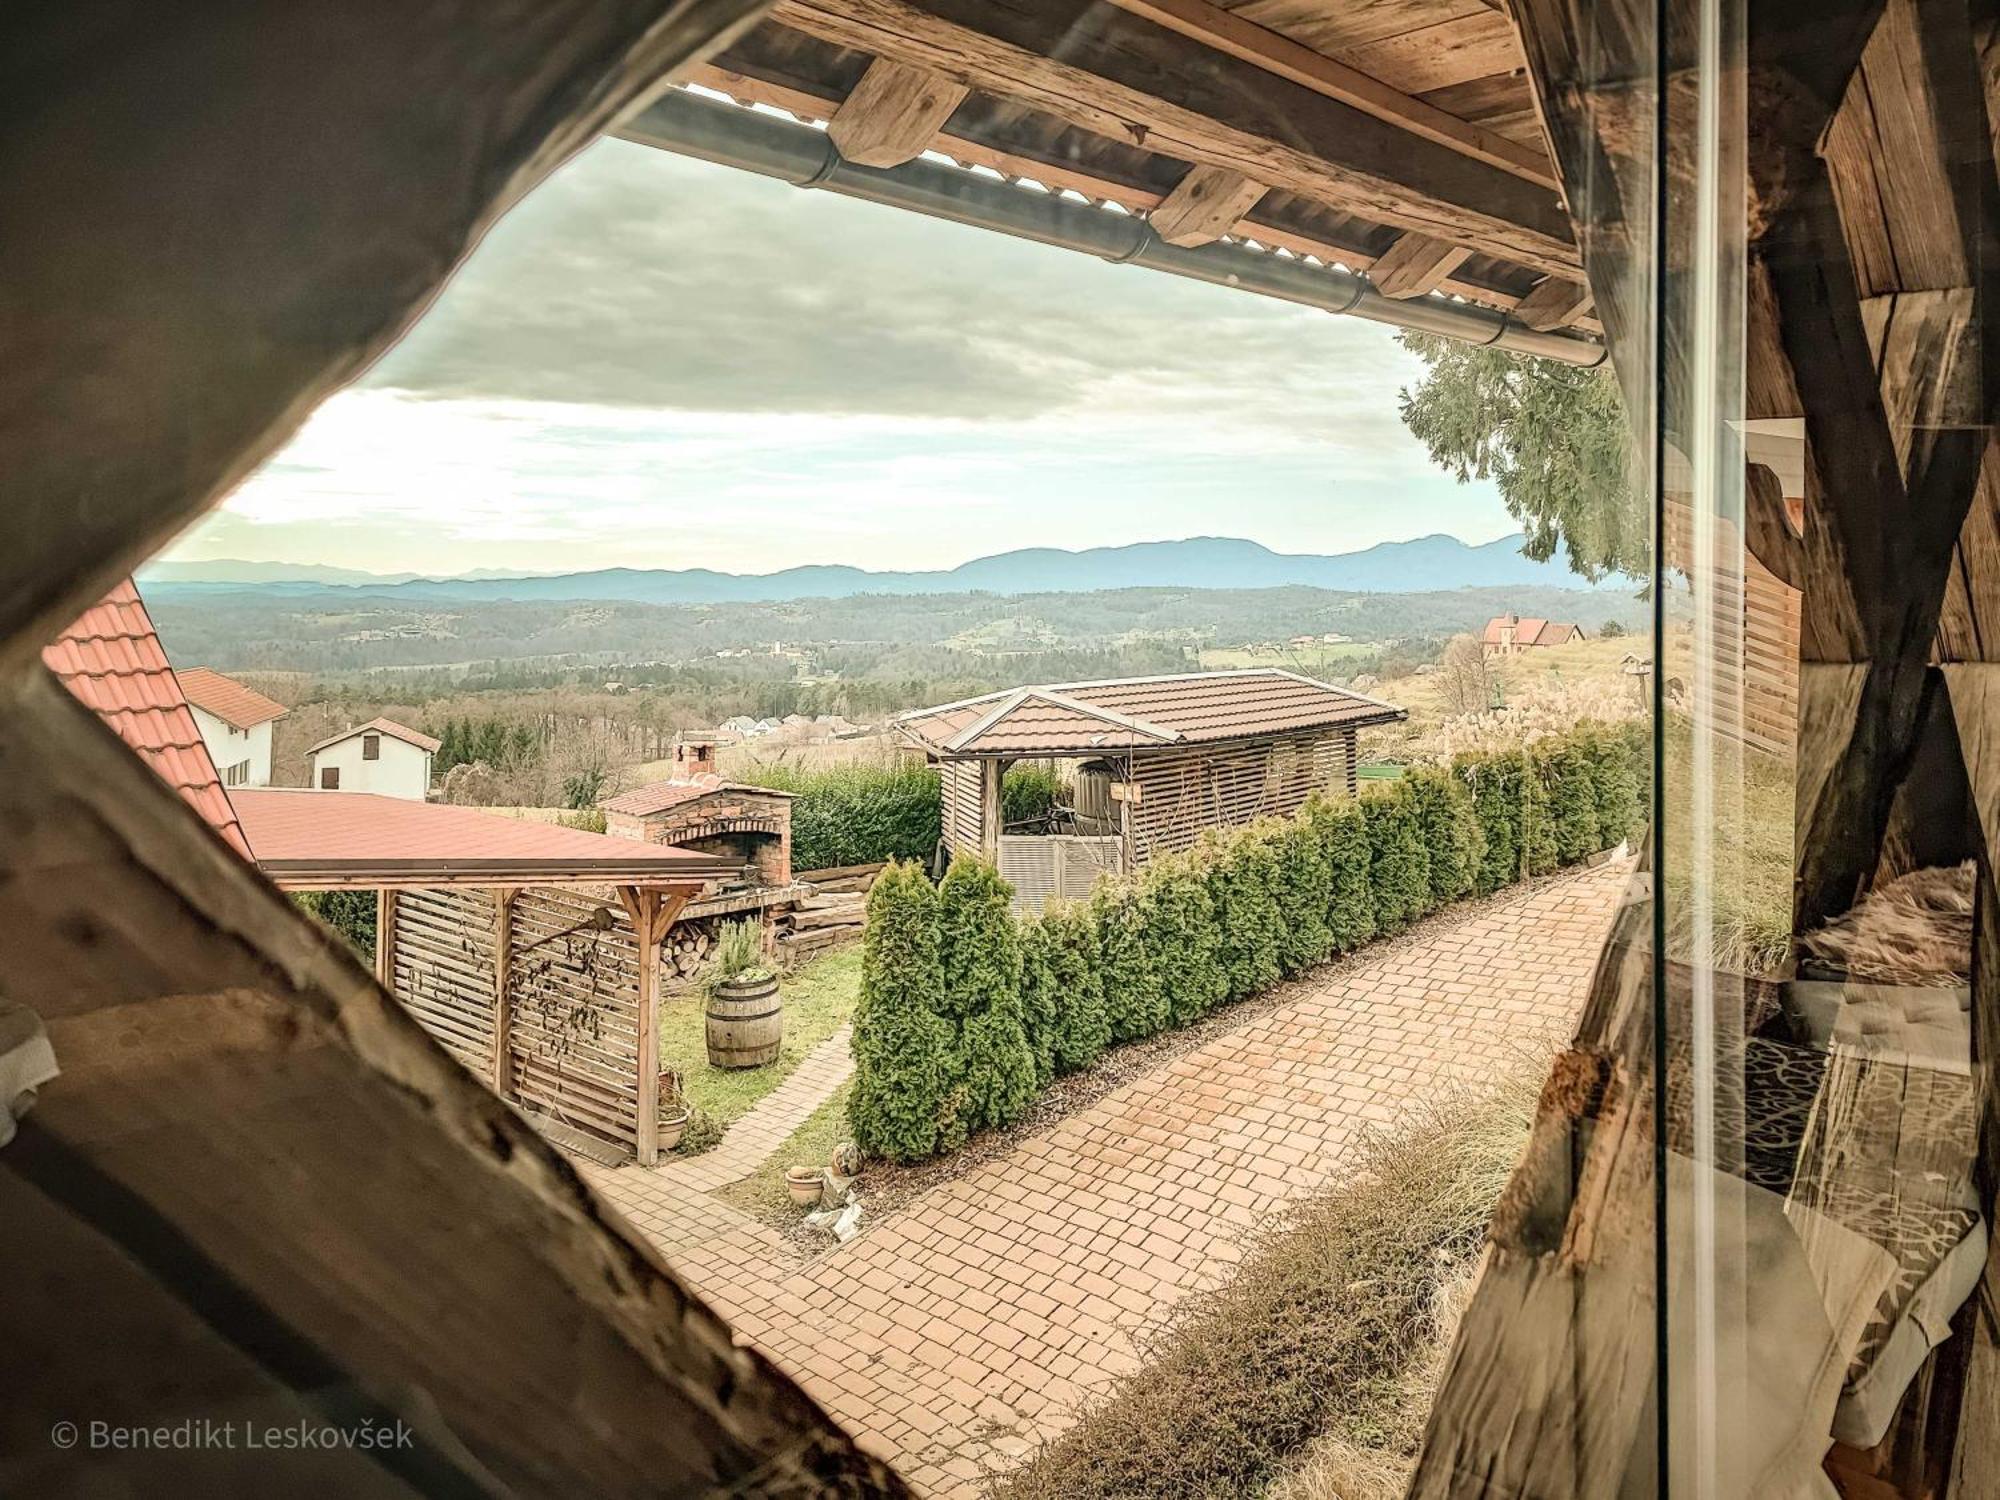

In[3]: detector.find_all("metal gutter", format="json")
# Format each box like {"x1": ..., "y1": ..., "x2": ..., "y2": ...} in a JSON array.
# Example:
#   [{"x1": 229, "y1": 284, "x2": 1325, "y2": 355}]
[{"x1": 617, "y1": 88, "x2": 1608, "y2": 368}]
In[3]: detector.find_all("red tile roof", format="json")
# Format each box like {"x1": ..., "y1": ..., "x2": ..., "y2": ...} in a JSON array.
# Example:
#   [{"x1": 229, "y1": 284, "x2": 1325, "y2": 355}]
[
  {"x1": 306, "y1": 717, "x2": 442, "y2": 757},
  {"x1": 1481, "y1": 615, "x2": 1584, "y2": 647},
  {"x1": 232, "y1": 790, "x2": 736, "y2": 887},
  {"x1": 176, "y1": 666, "x2": 288, "y2": 729},
  {"x1": 896, "y1": 669, "x2": 1404, "y2": 757},
  {"x1": 44, "y1": 581, "x2": 251, "y2": 858},
  {"x1": 599, "y1": 772, "x2": 796, "y2": 817}
]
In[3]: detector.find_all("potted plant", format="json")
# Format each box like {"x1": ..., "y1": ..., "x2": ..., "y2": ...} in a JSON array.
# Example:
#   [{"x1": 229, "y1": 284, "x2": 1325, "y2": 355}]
[
  {"x1": 785, "y1": 1164, "x2": 826, "y2": 1207},
  {"x1": 658, "y1": 1066, "x2": 691, "y2": 1152},
  {"x1": 701, "y1": 919, "x2": 782, "y2": 1069}
]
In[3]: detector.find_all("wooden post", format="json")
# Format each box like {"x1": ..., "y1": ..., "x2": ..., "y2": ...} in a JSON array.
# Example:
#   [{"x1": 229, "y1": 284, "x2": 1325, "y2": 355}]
[
  {"x1": 618, "y1": 885, "x2": 688, "y2": 1168},
  {"x1": 374, "y1": 888, "x2": 396, "y2": 988},
  {"x1": 978, "y1": 758, "x2": 1003, "y2": 864},
  {"x1": 492, "y1": 889, "x2": 516, "y2": 1099}
]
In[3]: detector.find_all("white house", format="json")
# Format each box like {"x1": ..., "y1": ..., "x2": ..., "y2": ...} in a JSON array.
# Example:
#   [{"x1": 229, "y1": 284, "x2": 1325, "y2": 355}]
[
  {"x1": 176, "y1": 667, "x2": 287, "y2": 788},
  {"x1": 307, "y1": 718, "x2": 439, "y2": 800}
]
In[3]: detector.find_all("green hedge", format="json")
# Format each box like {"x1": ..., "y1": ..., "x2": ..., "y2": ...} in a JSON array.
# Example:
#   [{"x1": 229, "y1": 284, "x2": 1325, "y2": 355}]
[
  {"x1": 741, "y1": 760, "x2": 1064, "y2": 871},
  {"x1": 852, "y1": 722, "x2": 1643, "y2": 1162}
]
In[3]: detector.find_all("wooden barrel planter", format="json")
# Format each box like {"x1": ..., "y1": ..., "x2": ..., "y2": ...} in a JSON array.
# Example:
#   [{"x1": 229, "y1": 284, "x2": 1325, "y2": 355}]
[{"x1": 705, "y1": 973, "x2": 782, "y2": 1068}]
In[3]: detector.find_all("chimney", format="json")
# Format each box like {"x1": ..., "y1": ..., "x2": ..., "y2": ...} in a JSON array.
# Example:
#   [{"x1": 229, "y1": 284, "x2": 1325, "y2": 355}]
[{"x1": 673, "y1": 738, "x2": 717, "y2": 780}]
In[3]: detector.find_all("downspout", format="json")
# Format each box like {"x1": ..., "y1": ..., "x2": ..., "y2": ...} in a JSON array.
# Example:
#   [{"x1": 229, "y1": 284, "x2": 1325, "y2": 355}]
[{"x1": 617, "y1": 88, "x2": 1607, "y2": 368}]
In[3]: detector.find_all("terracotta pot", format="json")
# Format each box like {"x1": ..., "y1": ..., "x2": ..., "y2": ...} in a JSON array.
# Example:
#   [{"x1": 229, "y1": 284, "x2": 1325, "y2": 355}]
[
  {"x1": 658, "y1": 1108, "x2": 690, "y2": 1153},
  {"x1": 785, "y1": 1166, "x2": 825, "y2": 1207}
]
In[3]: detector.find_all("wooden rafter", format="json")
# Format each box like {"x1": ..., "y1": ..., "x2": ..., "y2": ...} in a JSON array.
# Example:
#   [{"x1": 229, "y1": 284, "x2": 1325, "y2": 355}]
[
  {"x1": 1511, "y1": 273, "x2": 1594, "y2": 331},
  {"x1": 827, "y1": 56, "x2": 970, "y2": 167},
  {"x1": 1149, "y1": 164, "x2": 1267, "y2": 247},
  {"x1": 769, "y1": 0, "x2": 1581, "y2": 277},
  {"x1": 1103, "y1": 0, "x2": 1559, "y2": 188},
  {"x1": 1368, "y1": 231, "x2": 1473, "y2": 298}
]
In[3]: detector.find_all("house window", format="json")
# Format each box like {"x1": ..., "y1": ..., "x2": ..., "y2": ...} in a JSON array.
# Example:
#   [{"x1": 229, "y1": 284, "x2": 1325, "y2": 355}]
[
  {"x1": 319, "y1": 766, "x2": 340, "y2": 790},
  {"x1": 223, "y1": 761, "x2": 248, "y2": 786},
  {"x1": 362, "y1": 733, "x2": 381, "y2": 761}
]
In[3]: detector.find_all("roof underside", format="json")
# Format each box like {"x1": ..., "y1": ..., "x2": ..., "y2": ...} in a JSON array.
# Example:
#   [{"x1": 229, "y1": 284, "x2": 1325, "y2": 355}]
[
  {"x1": 674, "y1": 0, "x2": 1599, "y2": 339},
  {"x1": 898, "y1": 668, "x2": 1406, "y2": 755},
  {"x1": 232, "y1": 789, "x2": 735, "y2": 888}
]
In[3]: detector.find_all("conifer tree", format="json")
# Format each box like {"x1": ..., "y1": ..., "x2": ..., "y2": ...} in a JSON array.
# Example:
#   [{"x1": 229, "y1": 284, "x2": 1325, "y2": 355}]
[
  {"x1": 1017, "y1": 914, "x2": 1060, "y2": 1087},
  {"x1": 938, "y1": 858, "x2": 1036, "y2": 1132},
  {"x1": 1521, "y1": 742, "x2": 1562, "y2": 876},
  {"x1": 1362, "y1": 782, "x2": 1431, "y2": 931},
  {"x1": 1459, "y1": 750, "x2": 1526, "y2": 893},
  {"x1": 1094, "y1": 878, "x2": 1168, "y2": 1042},
  {"x1": 1206, "y1": 825, "x2": 1285, "y2": 1001},
  {"x1": 1271, "y1": 811, "x2": 1335, "y2": 975},
  {"x1": 1145, "y1": 853, "x2": 1228, "y2": 1026},
  {"x1": 1043, "y1": 897, "x2": 1111, "y2": 1073},
  {"x1": 1315, "y1": 798, "x2": 1378, "y2": 952},
  {"x1": 1406, "y1": 765, "x2": 1483, "y2": 905},
  {"x1": 848, "y1": 860, "x2": 954, "y2": 1162}
]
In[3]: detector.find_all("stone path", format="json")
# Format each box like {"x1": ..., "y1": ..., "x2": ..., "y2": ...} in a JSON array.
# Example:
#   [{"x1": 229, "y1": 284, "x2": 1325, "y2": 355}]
[
  {"x1": 583, "y1": 861, "x2": 1630, "y2": 1497},
  {"x1": 666, "y1": 1022, "x2": 854, "y2": 1192}
]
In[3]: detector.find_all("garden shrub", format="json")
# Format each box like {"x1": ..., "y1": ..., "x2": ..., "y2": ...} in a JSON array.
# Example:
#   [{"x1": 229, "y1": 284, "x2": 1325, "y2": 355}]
[
  {"x1": 1520, "y1": 743, "x2": 1562, "y2": 876},
  {"x1": 1017, "y1": 914, "x2": 1061, "y2": 1087},
  {"x1": 1457, "y1": 750, "x2": 1523, "y2": 895},
  {"x1": 1043, "y1": 898, "x2": 1111, "y2": 1073},
  {"x1": 1405, "y1": 767, "x2": 1482, "y2": 907},
  {"x1": 737, "y1": 760, "x2": 942, "y2": 871},
  {"x1": 1095, "y1": 879, "x2": 1168, "y2": 1042},
  {"x1": 1145, "y1": 853, "x2": 1228, "y2": 1027},
  {"x1": 938, "y1": 858, "x2": 1036, "y2": 1132},
  {"x1": 1361, "y1": 783, "x2": 1431, "y2": 932},
  {"x1": 1543, "y1": 736, "x2": 1601, "y2": 865},
  {"x1": 848, "y1": 861, "x2": 955, "y2": 1162},
  {"x1": 1206, "y1": 825, "x2": 1285, "y2": 1002},
  {"x1": 1314, "y1": 798, "x2": 1378, "y2": 953},
  {"x1": 1000, "y1": 763, "x2": 1066, "y2": 828},
  {"x1": 1272, "y1": 812, "x2": 1335, "y2": 975},
  {"x1": 1616, "y1": 718, "x2": 1651, "y2": 841},
  {"x1": 294, "y1": 889, "x2": 377, "y2": 960}
]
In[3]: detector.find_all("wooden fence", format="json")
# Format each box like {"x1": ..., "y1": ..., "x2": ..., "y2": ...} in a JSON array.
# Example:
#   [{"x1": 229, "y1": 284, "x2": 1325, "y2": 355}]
[
  {"x1": 997, "y1": 834, "x2": 1123, "y2": 911},
  {"x1": 383, "y1": 886, "x2": 650, "y2": 1157}
]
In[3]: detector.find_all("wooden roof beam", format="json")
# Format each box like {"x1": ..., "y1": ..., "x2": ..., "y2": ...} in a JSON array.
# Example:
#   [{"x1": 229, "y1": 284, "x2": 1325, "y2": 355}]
[
  {"x1": 768, "y1": 0, "x2": 1580, "y2": 277},
  {"x1": 1149, "y1": 164, "x2": 1267, "y2": 247},
  {"x1": 827, "y1": 56, "x2": 970, "y2": 167},
  {"x1": 1102, "y1": 0, "x2": 1558, "y2": 189},
  {"x1": 1368, "y1": 232, "x2": 1474, "y2": 299},
  {"x1": 1511, "y1": 274, "x2": 1595, "y2": 330}
]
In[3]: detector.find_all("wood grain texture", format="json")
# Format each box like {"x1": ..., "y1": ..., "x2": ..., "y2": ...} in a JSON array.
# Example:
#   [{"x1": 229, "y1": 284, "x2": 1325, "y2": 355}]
[
  {"x1": 770, "y1": 0, "x2": 1581, "y2": 274},
  {"x1": 827, "y1": 56, "x2": 969, "y2": 165},
  {"x1": 1149, "y1": 164, "x2": 1267, "y2": 245},
  {"x1": 1511, "y1": 273, "x2": 1593, "y2": 330},
  {"x1": 1368, "y1": 230, "x2": 1474, "y2": 296}
]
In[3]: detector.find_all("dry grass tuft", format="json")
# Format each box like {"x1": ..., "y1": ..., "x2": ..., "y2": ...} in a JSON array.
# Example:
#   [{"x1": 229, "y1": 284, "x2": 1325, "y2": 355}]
[{"x1": 990, "y1": 1057, "x2": 1546, "y2": 1500}]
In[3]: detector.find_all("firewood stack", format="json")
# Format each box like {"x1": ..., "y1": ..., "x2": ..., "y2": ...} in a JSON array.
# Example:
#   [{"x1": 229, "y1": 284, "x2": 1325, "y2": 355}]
[{"x1": 771, "y1": 863, "x2": 883, "y2": 961}]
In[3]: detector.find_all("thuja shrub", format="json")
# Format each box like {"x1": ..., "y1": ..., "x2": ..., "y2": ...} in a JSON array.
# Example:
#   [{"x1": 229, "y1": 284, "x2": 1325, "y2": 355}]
[
  {"x1": 1405, "y1": 766, "x2": 1483, "y2": 908},
  {"x1": 1095, "y1": 879, "x2": 1168, "y2": 1043},
  {"x1": 848, "y1": 860, "x2": 955, "y2": 1162},
  {"x1": 741, "y1": 760, "x2": 941, "y2": 871},
  {"x1": 1042, "y1": 897, "x2": 1111, "y2": 1073},
  {"x1": 1520, "y1": 742, "x2": 1562, "y2": 877},
  {"x1": 1457, "y1": 749, "x2": 1525, "y2": 895},
  {"x1": 1311, "y1": 796, "x2": 1378, "y2": 953},
  {"x1": 1017, "y1": 913, "x2": 1061, "y2": 1088},
  {"x1": 1206, "y1": 824, "x2": 1285, "y2": 1002},
  {"x1": 1361, "y1": 782, "x2": 1432, "y2": 933},
  {"x1": 1145, "y1": 853, "x2": 1228, "y2": 1027},
  {"x1": 1542, "y1": 736, "x2": 1602, "y2": 865},
  {"x1": 1272, "y1": 811, "x2": 1336, "y2": 976},
  {"x1": 938, "y1": 858, "x2": 1036, "y2": 1133}
]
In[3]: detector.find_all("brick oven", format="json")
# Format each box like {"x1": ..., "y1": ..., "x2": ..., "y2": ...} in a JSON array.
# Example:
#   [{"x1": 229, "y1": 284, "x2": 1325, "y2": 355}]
[{"x1": 599, "y1": 740, "x2": 793, "y2": 890}]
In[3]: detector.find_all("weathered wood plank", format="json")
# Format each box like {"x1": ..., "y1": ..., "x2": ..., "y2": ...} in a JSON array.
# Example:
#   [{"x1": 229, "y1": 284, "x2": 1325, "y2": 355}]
[
  {"x1": 1511, "y1": 273, "x2": 1594, "y2": 331},
  {"x1": 1149, "y1": 164, "x2": 1267, "y2": 246},
  {"x1": 827, "y1": 56, "x2": 969, "y2": 166},
  {"x1": 770, "y1": 0, "x2": 1581, "y2": 275}
]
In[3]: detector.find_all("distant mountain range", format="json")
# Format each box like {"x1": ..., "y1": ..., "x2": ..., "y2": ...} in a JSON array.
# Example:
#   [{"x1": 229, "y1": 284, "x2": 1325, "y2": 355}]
[{"x1": 143, "y1": 533, "x2": 1614, "y2": 603}]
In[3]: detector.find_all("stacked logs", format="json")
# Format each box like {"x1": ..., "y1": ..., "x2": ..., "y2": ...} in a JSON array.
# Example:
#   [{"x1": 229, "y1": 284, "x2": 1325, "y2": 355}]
[
  {"x1": 662, "y1": 917, "x2": 720, "y2": 985},
  {"x1": 772, "y1": 863, "x2": 882, "y2": 961}
]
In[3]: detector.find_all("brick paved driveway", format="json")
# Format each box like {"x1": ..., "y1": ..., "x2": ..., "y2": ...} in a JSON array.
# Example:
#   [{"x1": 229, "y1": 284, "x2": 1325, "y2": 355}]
[{"x1": 585, "y1": 860, "x2": 1630, "y2": 1495}]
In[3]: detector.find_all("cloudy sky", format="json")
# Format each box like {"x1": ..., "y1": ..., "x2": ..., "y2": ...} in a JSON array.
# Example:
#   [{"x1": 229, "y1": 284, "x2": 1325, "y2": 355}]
[{"x1": 166, "y1": 125, "x2": 1514, "y2": 576}]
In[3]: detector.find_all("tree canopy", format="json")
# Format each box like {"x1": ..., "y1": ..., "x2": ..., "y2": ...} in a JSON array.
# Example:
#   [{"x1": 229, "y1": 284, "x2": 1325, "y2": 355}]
[{"x1": 1397, "y1": 332, "x2": 1644, "y2": 583}]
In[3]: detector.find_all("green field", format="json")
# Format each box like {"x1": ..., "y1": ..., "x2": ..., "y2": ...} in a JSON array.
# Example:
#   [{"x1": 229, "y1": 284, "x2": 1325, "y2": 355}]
[{"x1": 1200, "y1": 642, "x2": 1375, "y2": 673}]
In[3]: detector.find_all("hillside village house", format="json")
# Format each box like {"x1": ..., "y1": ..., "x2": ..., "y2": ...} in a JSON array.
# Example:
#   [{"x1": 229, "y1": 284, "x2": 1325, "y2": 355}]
[
  {"x1": 307, "y1": 717, "x2": 438, "y2": 798},
  {"x1": 1481, "y1": 613, "x2": 1586, "y2": 655},
  {"x1": 175, "y1": 666, "x2": 286, "y2": 788}
]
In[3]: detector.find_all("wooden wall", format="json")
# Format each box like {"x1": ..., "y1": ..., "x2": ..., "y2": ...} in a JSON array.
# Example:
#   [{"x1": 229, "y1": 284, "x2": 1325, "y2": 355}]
[
  {"x1": 941, "y1": 758, "x2": 983, "y2": 858},
  {"x1": 385, "y1": 886, "x2": 647, "y2": 1156},
  {"x1": 1128, "y1": 728, "x2": 1358, "y2": 863}
]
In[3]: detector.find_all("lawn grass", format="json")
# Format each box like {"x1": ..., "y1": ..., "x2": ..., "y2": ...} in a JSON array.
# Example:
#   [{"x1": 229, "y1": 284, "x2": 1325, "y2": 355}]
[
  {"x1": 713, "y1": 1080, "x2": 855, "y2": 1217},
  {"x1": 659, "y1": 945, "x2": 861, "y2": 1142}
]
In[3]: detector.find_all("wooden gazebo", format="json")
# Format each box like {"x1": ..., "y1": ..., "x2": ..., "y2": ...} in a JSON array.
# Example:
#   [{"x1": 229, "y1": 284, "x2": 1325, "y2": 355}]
[
  {"x1": 233, "y1": 789, "x2": 732, "y2": 1165},
  {"x1": 895, "y1": 668, "x2": 1404, "y2": 903}
]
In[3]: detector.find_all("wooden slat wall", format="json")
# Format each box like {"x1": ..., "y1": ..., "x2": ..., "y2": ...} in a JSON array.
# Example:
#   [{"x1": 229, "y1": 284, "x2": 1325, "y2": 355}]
[
  {"x1": 940, "y1": 758, "x2": 983, "y2": 858},
  {"x1": 507, "y1": 887, "x2": 644, "y2": 1152},
  {"x1": 997, "y1": 833, "x2": 1122, "y2": 911},
  {"x1": 1663, "y1": 503, "x2": 1803, "y2": 757},
  {"x1": 389, "y1": 887, "x2": 497, "y2": 1078},
  {"x1": 1129, "y1": 727, "x2": 1354, "y2": 863}
]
